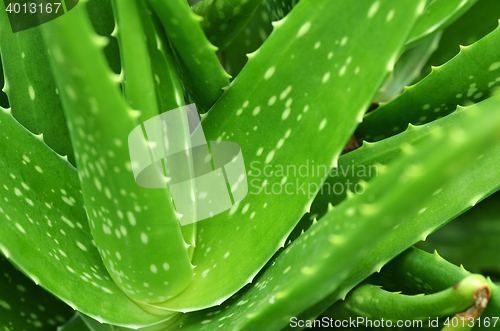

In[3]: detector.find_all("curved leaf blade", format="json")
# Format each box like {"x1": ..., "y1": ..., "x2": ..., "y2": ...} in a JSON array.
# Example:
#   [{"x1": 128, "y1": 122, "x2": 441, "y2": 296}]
[
  {"x1": 0, "y1": 4, "x2": 74, "y2": 165},
  {"x1": 0, "y1": 255, "x2": 73, "y2": 331},
  {"x1": 406, "y1": 0, "x2": 478, "y2": 46},
  {"x1": 0, "y1": 108, "x2": 168, "y2": 326},
  {"x1": 40, "y1": 4, "x2": 194, "y2": 305},
  {"x1": 147, "y1": 0, "x2": 231, "y2": 113},
  {"x1": 357, "y1": 23, "x2": 500, "y2": 142},
  {"x1": 150, "y1": 0, "x2": 429, "y2": 312}
]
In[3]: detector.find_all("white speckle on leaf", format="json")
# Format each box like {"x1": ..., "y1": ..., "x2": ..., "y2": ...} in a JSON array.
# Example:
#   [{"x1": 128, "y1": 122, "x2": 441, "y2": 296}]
[
  {"x1": 489, "y1": 62, "x2": 500, "y2": 71},
  {"x1": 264, "y1": 66, "x2": 276, "y2": 79},
  {"x1": 368, "y1": 1, "x2": 380, "y2": 18},
  {"x1": 319, "y1": 119, "x2": 327, "y2": 131},
  {"x1": 297, "y1": 22, "x2": 311, "y2": 38},
  {"x1": 141, "y1": 233, "x2": 148, "y2": 244},
  {"x1": 322, "y1": 72, "x2": 331, "y2": 83},
  {"x1": 265, "y1": 150, "x2": 275, "y2": 164},
  {"x1": 386, "y1": 9, "x2": 395, "y2": 21},
  {"x1": 29, "y1": 85, "x2": 36, "y2": 100},
  {"x1": 281, "y1": 108, "x2": 291, "y2": 120}
]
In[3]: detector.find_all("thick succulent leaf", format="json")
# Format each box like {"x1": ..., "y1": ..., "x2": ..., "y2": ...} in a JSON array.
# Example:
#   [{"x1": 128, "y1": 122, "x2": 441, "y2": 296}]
[
  {"x1": 0, "y1": 3, "x2": 74, "y2": 165},
  {"x1": 417, "y1": 192, "x2": 500, "y2": 275},
  {"x1": 299, "y1": 104, "x2": 498, "y2": 240},
  {"x1": 192, "y1": 0, "x2": 263, "y2": 51},
  {"x1": 370, "y1": 248, "x2": 470, "y2": 294},
  {"x1": 406, "y1": 0, "x2": 478, "y2": 46},
  {"x1": 112, "y1": 0, "x2": 197, "y2": 256},
  {"x1": 163, "y1": 90, "x2": 500, "y2": 331},
  {"x1": 40, "y1": 4, "x2": 193, "y2": 304},
  {"x1": 147, "y1": 2, "x2": 198, "y2": 261},
  {"x1": 111, "y1": 0, "x2": 159, "y2": 121},
  {"x1": 147, "y1": 9, "x2": 198, "y2": 258},
  {"x1": 284, "y1": 97, "x2": 500, "y2": 328},
  {"x1": 375, "y1": 32, "x2": 441, "y2": 102},
  {"x1": 328, "y1": 275, "x2": 489, "y2": 322},
  {"x1": 86, "y1": 0, "x2": 121, "y2": 75},
  {"x1": 265, "y1": 0, "x2": 296, "y2": 21},
  {"x1": 146, "y1": 0, "x2": 231, "y2": 113},
  {"x1": 0, "y1": 255, "x2": 73, "y2": 331},
  {"x1": 357, "y1": 22, "x2": 500, "y2": 142},
  {"x1": 0, "y1": 108, "x2": 169, "y2": 326},
  {"x1": 363, "y1": 248, "x2": 500, "y2": 327},
  {"x1": 147, "y1": 0, "x2": 427, "y2": 312},
  {"x1": 222, "y1": 2, "x2": 273, "y2": 77},
  {"x1": 148, "y1": 14, "x2": 186, "y2": 114},
  {"x1": 420, "y1": 0, "x2": 500, "y2": 79}
]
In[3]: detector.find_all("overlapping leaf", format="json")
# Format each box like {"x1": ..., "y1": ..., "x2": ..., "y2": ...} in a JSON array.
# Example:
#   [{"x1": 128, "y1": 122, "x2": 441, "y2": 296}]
[
  {"x1": 192, "y1": 0, "x2": 263, "y2": 51},
  {"x1": 144, "y1": 0, "x2": 427, "y2": 312},
  {"x1": 222, "y1": 2, "x2": 273, "y2": 77},
  {"x1": 416, "y1": 192, "x2": 500, "y2": 275},
  {"x1": 406, "y1": 0, "x2": 478, "y2": 46},
  {"x1": 41, "y1": 3, "x2": 193, "y2": 305},
  {"x1": 357, "y1": 22, "x2": 500, "y2": 142},
  {"x1": 0, "y1": 107, "x2": 168, "y2": 326},
  {"x1": 420, "y1": 0, "x2": 500, "y2": 79},
  {"x1": 289, "y1": 97, "x2": 500, "y2": 328},
  {"x1": 147, "y1": 0, "x2": 230, "y2": 113},
  {"x1": 0, "y1": 3, "x2": 74, "y2": 164},
  {"x1": 163, "y1": 90, "x2": 500, "y2": 331},
  {"x1": 0, "y1": 255, "x2": 73, "y2": 331}
]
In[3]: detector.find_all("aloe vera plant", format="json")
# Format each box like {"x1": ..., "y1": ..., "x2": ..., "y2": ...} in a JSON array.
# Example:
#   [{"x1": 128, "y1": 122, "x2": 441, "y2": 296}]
[{"x1": 1, "y1": 0, "x2": 500, "y2": 330}]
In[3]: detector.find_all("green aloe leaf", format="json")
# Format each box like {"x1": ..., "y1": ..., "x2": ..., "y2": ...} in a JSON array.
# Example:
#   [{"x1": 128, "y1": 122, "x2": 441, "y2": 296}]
[
  {"x1": 303, "y1": 104, "x2": 498, "y2": 236},
  {"x1": 222, "y1": 2, "x2": 273, "y2": 77},
  {"x1": 284, "y1": 96, "x2": 500, "y2": 328},
  {"x1": 0, "y1": 255, "x2": 73, "y2": 331},
  {"x1": 146, "y1": 0, "x2": 427, "y2": 312},
  {"x1": 0, "y1": 3, "x2": 75, "y2": 165},
  {"x1": 406, "y1": 0, "x2": 478, "y2": 46},
  {"x1": 327, "y1": 275, "x2": 489, "y2": 323},
  {"x1": 41, "y1": 3, "x2": 193, "y2": 305},
  {"x1": 111, "y1": 0, "x2": 159, "y2": 121},
  {"x1": 146, "y1": 0, "x2": 231, "y2": 113},
  {"x1": 420, "y1": 0, "x2": 500, "y2": 80},
  {"x1": 192, "y1": 0, "x2": 263, "y2": 51},
  {"x1": 86, "y1": 0, "x2": 121, "y2": 75},
  {"x1": 364, "y1": 247, "x2": 500, "y2": 329},
  {"x1": 162, "y1": 88, "x2": 500, "y2": 331},
  {"x1": 113, "y1": 0, "x2": 196, "y2": 257},
  {"x1": 416, "y1": 192, "x2": 500, "y2": 276},
  {"x1": 331, "y1": 248, "x2": 491, "y2": 329},
  {"x1": 356, "y1": 22, "x2": 500, "y2": 142},
  {"x1": 375, "y1": 32, "x2": 441, "y2": 102},
  {"x1": 0, "y1": 107, "x2": 168, "y2": 326}
]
